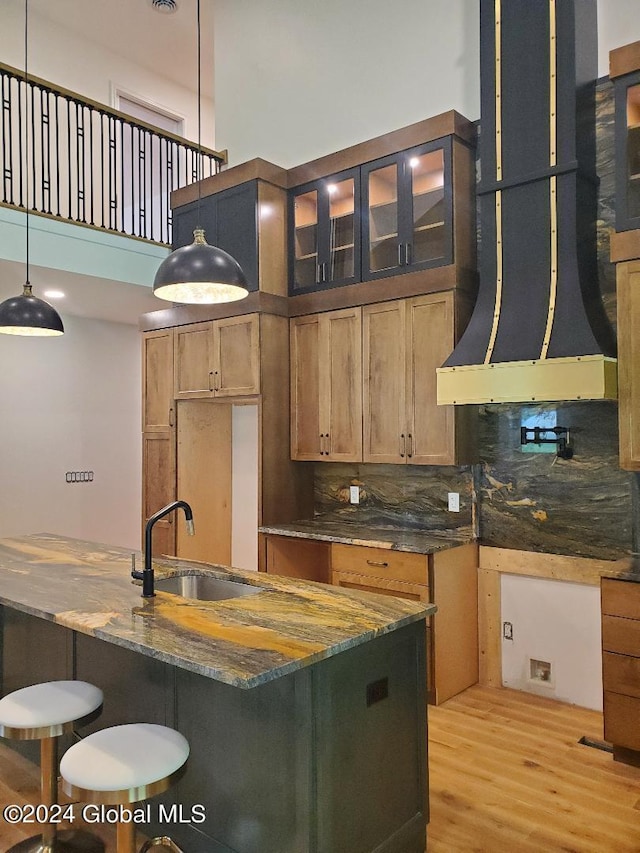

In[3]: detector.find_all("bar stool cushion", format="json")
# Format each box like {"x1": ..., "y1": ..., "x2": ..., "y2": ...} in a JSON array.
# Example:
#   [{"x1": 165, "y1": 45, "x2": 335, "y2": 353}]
[
  {"x1": 60, "y1": 723, "x2": 189, "y2": 794},
  {"x1": 0, "y1": 680, "x2": 103, "y2": 732}
]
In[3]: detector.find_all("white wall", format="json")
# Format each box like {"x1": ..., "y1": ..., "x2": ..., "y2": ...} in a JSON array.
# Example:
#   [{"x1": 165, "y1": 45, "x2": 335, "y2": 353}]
[
  {"x1": 0, "y1": 315, "x2": 142, "y2": 550},
  {"x1": 213, "y1": 0, "x2": 640, "y2": 169},
  {"x1": 231, "y1": 405, "x2": 259, "y2": 571},
  {"x1": 501, "y1": 575, "x2": 602, "y2": 711},
  {"x1": 0, "y1": 0, "x2": 214, "y2": 148}
]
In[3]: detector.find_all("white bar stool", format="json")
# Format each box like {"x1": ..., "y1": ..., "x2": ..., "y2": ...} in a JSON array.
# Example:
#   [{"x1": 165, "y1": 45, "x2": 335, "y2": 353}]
[
  {"x1": 0, "y1": 680, "x2": 104, "y2": 853},
  {"x1": 60, "y1": 723, "x2": 189, "y2": 853}
]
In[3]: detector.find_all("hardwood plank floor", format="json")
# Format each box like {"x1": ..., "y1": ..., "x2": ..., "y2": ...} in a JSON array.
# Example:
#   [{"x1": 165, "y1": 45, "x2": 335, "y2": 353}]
[
  {"x1": 428, "y1": 685, "x2": 640, "y2": 852},
  {"x1": 1, "y1": 686, "x2": 639, "y2": 852}
]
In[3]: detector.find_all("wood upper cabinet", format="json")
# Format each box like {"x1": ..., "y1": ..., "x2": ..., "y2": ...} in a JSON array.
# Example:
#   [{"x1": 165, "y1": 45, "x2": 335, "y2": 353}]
[
  {"x1": 617, "y1": 261, "x2": 640, "y2": 470},
  {"x1": 142, "y1": 329, "x2": 175, "y2": 432},
  {"x1": 290, "y1": 308, "x2": 362, "y2": 461},
  {"x1": 174, "y1": 315, "x2": 260, "y2": 400},
  {"x1": 363, "y1": 292, "x2": 466, "y2": 465},
  {"x1": 142, "y1": 329, "x2": 176, "y2": 555}
]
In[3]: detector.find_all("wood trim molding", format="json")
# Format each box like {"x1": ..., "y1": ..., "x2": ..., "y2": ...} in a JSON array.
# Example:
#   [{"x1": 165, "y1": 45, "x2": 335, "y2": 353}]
[
  {"x1": 477, "y1": 546, "x2": 630, "y2": 688},
  {"x1": 288, "y1": 265, "x2": 478, "y2": 317},
  {"x1": 287, "y1": 111, "x2": 476, "y2": 188},
  {"x1": 610, "y1": 41, "x2": 640, "y2": 80},
  {"x1": 610, "y1": 229, "x2": 640, "y2": 263},
  {"x1": 171, "y1": 158, "x2": 289, "y2": 207},
  {"x1": 138, "y1": 292, "x2": 289, "y2": 331},
  {"x1": 479, "y1": 546, "x2": 627, "y2": 585}
]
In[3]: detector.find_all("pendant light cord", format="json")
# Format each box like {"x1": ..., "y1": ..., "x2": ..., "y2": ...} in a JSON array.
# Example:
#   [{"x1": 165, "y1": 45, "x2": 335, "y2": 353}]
[
  {"x1": 196, "y1": 0, "x2": 202, "y2": 224},
  {"x1": 24, "y1": 0, "x2": 30, "y2": 287}
]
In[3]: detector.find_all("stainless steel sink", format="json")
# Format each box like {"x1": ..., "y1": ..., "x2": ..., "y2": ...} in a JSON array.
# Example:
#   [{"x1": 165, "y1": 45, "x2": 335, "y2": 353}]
[{"x1": 155, "y1": 574, "x2": 264, "y2": 601}]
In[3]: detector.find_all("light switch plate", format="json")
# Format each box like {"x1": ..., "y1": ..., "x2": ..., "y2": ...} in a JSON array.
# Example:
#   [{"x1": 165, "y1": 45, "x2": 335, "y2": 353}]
[
  {"x1": 350, "y1": 485, "x2": 360, "y2": 505},
  {"x1": 448, "y1": 492, "x2": 460, "y2": 512}
]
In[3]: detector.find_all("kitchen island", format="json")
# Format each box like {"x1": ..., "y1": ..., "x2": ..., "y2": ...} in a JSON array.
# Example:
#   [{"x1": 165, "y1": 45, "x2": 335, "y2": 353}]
[{"x1": 0, "y1": 534, "x2": 432, "y2": 853}]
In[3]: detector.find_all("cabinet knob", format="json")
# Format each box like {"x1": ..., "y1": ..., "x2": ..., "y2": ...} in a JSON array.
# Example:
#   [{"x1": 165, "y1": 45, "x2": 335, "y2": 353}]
[
  {"x1": 367, "y1": 559, "x2": 389, "y2": 568},
  {"x1": 168, "y1": 407, "x2": 174, "y2": 427},
  {"x1": 397, "y1": 244, "x2": 404, "y2": 267},
  {"x1": 400, "y1": 433, "x2": 405, "y2": 458},
  {"x1": 208, "y1": 371, "x2": 214, "y2": 392},
  {"x1": 407, "y1": 433, "x2": 413, "y2": 458},
  {"x1": 405, "y1": 242, "x2": 412, "y2": 266}
]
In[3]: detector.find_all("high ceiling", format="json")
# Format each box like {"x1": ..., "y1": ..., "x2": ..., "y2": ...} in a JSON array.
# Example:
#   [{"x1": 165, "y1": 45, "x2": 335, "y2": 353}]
[
  {"x1": 29, "y1": 0, "x2": 215, "y2": 98},
  {"x1": 5, "y1": 0, "x2": 215, "y2": 326}
]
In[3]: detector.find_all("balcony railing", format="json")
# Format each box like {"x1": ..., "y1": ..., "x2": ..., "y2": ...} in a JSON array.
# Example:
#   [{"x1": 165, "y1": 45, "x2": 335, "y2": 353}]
[{"x1": 0, "y1": 62, "x2": 226, "y2": 245}]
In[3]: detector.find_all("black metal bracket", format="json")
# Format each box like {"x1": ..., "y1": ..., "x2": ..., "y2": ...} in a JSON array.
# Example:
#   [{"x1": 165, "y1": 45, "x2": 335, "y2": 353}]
[{"x1": 520, "y1": 426, "x2": 573, "y2": 459}]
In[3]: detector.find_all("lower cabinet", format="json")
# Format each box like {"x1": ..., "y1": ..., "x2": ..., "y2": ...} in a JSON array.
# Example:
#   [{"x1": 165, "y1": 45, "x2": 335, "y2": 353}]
[
  {"x1": 264, "y1": 535, "x2": 479, "y2": 705},
  {"x1": 601, "y1": 577, "x2": 640, "y2": 762}
]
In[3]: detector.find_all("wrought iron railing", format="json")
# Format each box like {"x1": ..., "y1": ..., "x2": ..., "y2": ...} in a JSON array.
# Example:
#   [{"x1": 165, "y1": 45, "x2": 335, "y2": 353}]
[{"x1": 0, "y1": 62, "x2": 226, "y2": 245}]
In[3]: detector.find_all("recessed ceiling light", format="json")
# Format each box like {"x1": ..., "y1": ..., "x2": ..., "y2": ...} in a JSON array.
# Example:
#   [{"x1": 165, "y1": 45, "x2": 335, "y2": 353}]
[{"x1": 43, "y1": 290, "x2": 65, "y2": 299}]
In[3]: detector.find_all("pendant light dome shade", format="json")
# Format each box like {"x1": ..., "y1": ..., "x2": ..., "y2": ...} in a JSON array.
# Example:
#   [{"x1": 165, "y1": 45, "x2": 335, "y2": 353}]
[
  {"x1": 153, "y1": 228, "x2": 249, "y2": 304},
  {"x1": 0, "y1": 284, "x2": 64, "y2": 336}
]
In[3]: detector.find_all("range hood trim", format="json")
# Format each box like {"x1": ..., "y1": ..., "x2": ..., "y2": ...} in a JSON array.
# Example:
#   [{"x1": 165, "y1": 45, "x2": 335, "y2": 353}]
[{"x1": 436, "y1": 355, "x2": 617, "y2": 405}]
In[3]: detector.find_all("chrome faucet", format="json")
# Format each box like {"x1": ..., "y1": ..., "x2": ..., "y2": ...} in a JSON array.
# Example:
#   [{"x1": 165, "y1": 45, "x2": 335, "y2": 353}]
[{"x1": 133, "y1": 500, "x2": 195, "y2": 597}]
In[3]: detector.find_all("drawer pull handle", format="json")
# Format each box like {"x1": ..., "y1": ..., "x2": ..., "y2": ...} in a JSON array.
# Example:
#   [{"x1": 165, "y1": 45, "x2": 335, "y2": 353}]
[{"x1": 367, "y1": 559, "x2": 389, "y2": 568}]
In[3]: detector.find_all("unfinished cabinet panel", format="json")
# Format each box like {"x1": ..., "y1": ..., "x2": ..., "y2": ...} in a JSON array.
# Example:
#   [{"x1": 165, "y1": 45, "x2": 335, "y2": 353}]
[
  {"x1": 174, "y1": 315, "x2": 260, "y2": 400},
  {"x1": 177, "y1": 401, "x2": 232, "y2": 566},
  {"x1": 264, "y1": 535, "x2": 331, "y2": 584},
  {"x1": 290, "y1": 308, "x2": 362, "y2": 462}
]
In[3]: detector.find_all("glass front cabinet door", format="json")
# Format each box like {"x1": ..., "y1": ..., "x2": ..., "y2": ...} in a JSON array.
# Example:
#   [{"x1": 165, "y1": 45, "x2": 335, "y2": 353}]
[
  {"x1": 615, "y1": 73, "x2": 640, "y2": 232},
  {"x1": 290, "y1": 169, "x2": 360, "y2": 294},
  {"x1": 362, "y1": 140, "x2": 452, "y2": 281}
]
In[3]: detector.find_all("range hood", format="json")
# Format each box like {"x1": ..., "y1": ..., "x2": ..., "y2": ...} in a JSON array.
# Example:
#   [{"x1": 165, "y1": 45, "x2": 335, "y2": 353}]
[{"x1": 437, "y1": 0, "x2": 617, "y2": 405}]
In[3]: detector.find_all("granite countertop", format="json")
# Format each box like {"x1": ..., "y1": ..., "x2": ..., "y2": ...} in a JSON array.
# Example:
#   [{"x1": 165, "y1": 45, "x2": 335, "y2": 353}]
[
  {"x1": 0, "y1": 534, "x2": 433, "y2": 690},
  {"x1": 259, "y1": 515, "x2": 475, "y2": 554}
]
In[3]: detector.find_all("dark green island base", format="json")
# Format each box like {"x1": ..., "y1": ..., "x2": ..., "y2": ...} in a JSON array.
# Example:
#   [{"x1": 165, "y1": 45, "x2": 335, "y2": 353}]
[{"x1": 0, "y1": 534, "x2": 433, "y2": 853}]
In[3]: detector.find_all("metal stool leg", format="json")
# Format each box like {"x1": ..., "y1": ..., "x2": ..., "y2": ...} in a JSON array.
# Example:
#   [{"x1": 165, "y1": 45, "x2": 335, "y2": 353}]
[
  {"x1": 7, "y1": 736, "x2": 104, "y2": 853},
  {"x1": 116, "y1": 821, "x2": 136, "y2": 853}
]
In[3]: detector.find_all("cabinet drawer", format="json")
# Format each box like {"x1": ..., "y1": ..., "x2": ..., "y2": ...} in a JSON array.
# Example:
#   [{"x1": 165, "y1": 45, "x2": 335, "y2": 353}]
[
  {"x1": 331, "y1": 544, "x2": 428, "y2": 586},
  {"x1": 602, "y1": 615, "x2": 640, "y2": 656},
  {"x1": 332, "y1": 571, "x2": 430, "y2": 603},
  {"x1": 602, "y1": 578, "x2": 640, "y2": 619},
  {"x1": 604, "y1": 691, "x2": 640, "y2": 751},
  {"x1": 603, "y1": 651, "x2": 640, "y2": 699}
]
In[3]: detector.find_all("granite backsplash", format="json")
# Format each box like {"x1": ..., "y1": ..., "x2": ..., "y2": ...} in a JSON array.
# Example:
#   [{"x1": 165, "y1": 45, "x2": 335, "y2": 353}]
[{"x1": 310, "y1": 81, "x2": 634, "y2": 561}]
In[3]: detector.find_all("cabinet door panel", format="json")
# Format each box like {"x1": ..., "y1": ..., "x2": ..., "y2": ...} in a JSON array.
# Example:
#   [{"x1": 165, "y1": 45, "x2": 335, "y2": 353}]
[
  {"x1": 143, "y1": 431, "x2": 176, "y2": 556},
  {"x1": 216, "y1": 183, "x2": 259, "y2": 292},
  {"x1": 290, "y1": 316, "x2": 322, "y2": 460},
  {"x1": 177, "y1": 401, "x2": 232, "y2": 565},
  {"x1": 407, "y1": 293, "x2": 456, "y2": 464},
  {"x1": 363, "y1": 301, "x2": 406, "y2": 463},
  {"x1": 324, "y1": 309, "x2": 362, "y2": 461},
  {"x1": 604, "y1": 691, "x2": 640, "y2": 751},
  {"x1": 362, "y1": 156, "x2": 402, "y2": 280},
  {"x1": 143, "y1": 330, "x2": 174, "y2": 432},
  {"x1": 174, "y1": 323, "x2": 214, "y2": 399},
  {"x1": 215, "y1": 315, "x2": 260, "y2": 397}
]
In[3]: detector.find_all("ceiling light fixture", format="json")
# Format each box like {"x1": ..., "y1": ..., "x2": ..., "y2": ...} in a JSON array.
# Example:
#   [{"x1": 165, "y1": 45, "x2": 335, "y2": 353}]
[
  {"x1": 152, "y1": 0, "x2": 248, "y2": 304},
  {"x1": 0, "y1": 0, "x2": 64, "y2": 337}
]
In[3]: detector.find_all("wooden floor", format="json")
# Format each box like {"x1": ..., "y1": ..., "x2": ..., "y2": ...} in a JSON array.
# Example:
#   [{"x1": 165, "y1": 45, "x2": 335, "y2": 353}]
[
  {"x1": 428, "y1": 685, "x2": 640, "y2": 852},
  {"x1": 1, "y1": 686, "x2": 639, "y2": 852}
]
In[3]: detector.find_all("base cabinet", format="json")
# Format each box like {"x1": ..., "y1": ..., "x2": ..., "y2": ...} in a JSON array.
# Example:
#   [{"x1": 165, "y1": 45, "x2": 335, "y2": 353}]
[
  {"x1": 601, "y1": 577, "x2": 640, "y2": 763},
  {"x1": 264, "y1": 535, "x2": 478, "y2": 705}
]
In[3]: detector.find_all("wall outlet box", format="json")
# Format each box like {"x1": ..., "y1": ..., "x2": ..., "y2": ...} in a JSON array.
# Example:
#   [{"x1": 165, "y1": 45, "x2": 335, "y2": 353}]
[
  {"x1": 349, "y1": 485, "x2": 360, "y2": 505},
  {"x1": 448, "y1": 492, "x2": 460, "y2": 512}
]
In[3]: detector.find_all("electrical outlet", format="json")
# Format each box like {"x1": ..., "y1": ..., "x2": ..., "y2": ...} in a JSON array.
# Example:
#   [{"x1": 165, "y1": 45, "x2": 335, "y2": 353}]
[
  {"x1": 503, "y1": 621, "x2": 513, "y2": 641},
  {"x1": 448, "y1": 492, "x2": 460, "y2": 512},
  {"x1": 349, "y1": 485, "x2": 360, "y2": 505}
]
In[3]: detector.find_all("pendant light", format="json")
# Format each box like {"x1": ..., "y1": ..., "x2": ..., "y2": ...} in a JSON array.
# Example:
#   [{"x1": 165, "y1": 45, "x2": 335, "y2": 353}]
[
  {"x1": 0, "y1": 0, "x2": 64, "y2": 336},
  {"x1": 153, "y1": 0, "x2": 248, "y2": 304}
]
